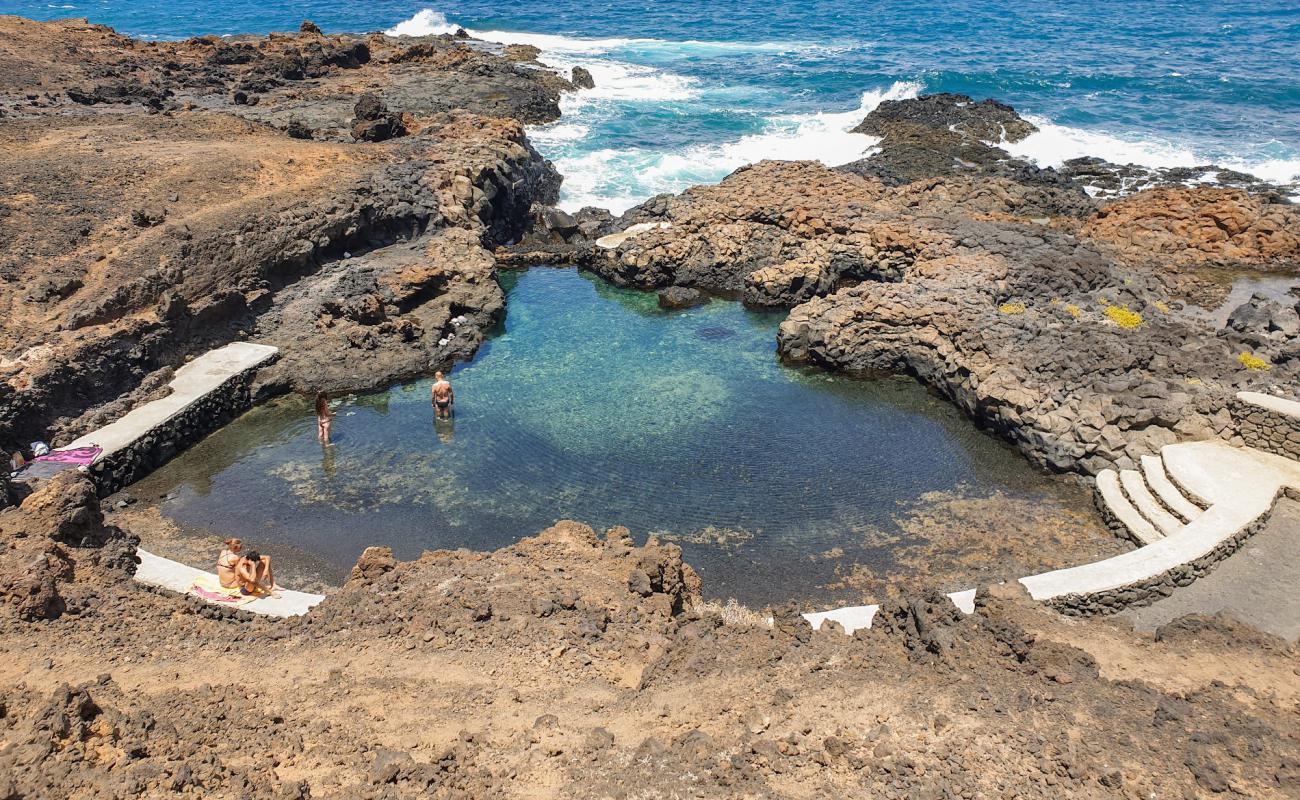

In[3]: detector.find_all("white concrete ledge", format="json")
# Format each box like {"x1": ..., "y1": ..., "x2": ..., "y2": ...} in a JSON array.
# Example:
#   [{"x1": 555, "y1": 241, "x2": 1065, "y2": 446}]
[
  {"x1": 1018, "y1": 499, "x2": 1267, "y2": 600},
  {"x1": 67, "y1": 342, "x2": 278, "y2": 462},
  {"x1": 1237, "y1": 391, "x2": 1300, "y2": 421},
  {"x1": 594, "y1": 222, "x2": 671, "y2": 250},
  {"x1": 134, "y1": 549, "x2": 325, "y2": 618}
]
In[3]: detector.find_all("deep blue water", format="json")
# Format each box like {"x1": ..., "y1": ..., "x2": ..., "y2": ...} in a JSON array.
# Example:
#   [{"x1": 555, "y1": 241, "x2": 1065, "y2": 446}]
[
  {"x1": 130, "y1": 269, "x2": 1100, "y2": 605},
  {"x1": 5, "y1": 0, "x2": 1298, "y2": 210}
]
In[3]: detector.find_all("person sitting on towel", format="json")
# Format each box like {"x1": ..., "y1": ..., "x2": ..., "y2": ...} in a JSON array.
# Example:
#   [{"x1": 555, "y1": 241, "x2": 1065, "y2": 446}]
[{"x1": 218, "y1": 538, "x2": 279, "y2": 597}]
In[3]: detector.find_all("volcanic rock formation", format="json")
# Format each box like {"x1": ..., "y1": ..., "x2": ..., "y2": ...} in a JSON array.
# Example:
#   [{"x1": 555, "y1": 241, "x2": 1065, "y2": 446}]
[{"x1": 0, "y1": 16, "x2": 571, "y2": 450}]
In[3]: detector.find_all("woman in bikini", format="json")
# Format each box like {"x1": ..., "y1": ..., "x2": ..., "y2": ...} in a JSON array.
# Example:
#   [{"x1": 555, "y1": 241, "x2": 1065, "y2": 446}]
[
  {"x1": 217, "y1": 538, "x2": 243, "y2": 589},
  {"x1": 315, "y1": 392, "x2": 333, "y2": 444}
]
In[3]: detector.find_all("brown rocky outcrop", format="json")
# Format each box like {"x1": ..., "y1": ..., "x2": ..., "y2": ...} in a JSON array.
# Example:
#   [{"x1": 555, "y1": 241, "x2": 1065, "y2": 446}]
[
  {"x1": 0, "y1": 514, "x2": 1297, "y2": 798},
  {"x1": 0, "y1": 472, "x2": 135, "y2": 620},
  {"x1": 1081, "y1": 186, "x2": 1300, "y2": 270}
]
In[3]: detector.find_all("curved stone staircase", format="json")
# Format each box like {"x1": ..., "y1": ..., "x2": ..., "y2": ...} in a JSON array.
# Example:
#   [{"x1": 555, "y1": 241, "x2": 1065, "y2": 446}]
[
  {"x1": 805, "y1": 391, "x2": 1300, "y2": 632},
  {"x1": 1094, "y1": 454, "x2": 1208, "y2": 546}
]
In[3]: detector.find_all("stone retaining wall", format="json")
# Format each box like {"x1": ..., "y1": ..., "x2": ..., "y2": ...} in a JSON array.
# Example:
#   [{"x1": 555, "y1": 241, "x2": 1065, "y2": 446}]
[
  {"x1": 84, "y1": 368, "x2": 261, "y2": 496},
  {"x1": 1232, "y1": 397, "x2": 1300, "y2": 461},
  {"x1": 1092, "y1": 487, "x2": 1143, "y2": 546},
  {"x1": 1046, "y1": 487, "x2": 1295, "y2": 616}
]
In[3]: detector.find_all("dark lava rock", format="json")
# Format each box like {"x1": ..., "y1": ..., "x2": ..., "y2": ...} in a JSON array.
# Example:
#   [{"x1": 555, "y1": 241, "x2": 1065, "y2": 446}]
[
  {"x1": 351, "y1": 92, "x2": 406, "y2": 142},
  {"x1": 658, "y1": 286, "x2": 706, "y2": 309},
  {"x1": 572, "y1": 66, "x2": 595, "y2": 89},
  {"x1": 1227, "y1": 292, "x2": 1300, "y2": 336},
  {"x1": 66, "y1": 81, "x2": 169, "y2": 110},
  {"x1": 129, "y1": 207, "x2": 166, "y2": 228},
  {"x1": 1060, "y1": 157, "x2": 1296, "y2": 199},
  {"x1": 851, "y1": 93, "x2": 1037, "y2": 143},
  {"x1": 299, "y1": 19, "x2": 322, "y2": 35},
  {"x1": 539, "y1": 206, "x2": 579, "y2": 237},
  {"x1": 837, "y1": 93, "x2": 1092, "y2": 216}
]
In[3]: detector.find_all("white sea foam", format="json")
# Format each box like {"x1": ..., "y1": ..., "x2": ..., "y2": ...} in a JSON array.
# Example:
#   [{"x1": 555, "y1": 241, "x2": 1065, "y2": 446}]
[
  {"x1": 554, "y1": 82, "x2": 921, "y2": 213},
  {"x1": 385, "y1": 8, "x2": 854, "y2": 56},
  {"x1": 383, "y1": 9, "x2": 459, "y2": 37},
  {"x1": 1006, "y1": 116, "x2": 1300, "y2": 188}
]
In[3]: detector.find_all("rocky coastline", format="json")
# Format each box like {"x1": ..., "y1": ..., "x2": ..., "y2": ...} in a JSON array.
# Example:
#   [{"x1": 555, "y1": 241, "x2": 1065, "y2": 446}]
[{"x1": 2, "y1": 17, "x2": 1299, "y2": 798}]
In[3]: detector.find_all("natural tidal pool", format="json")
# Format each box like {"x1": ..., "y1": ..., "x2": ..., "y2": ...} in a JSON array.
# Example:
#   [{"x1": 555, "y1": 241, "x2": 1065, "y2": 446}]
[{"x1": 133, "y1": 268, "x2": 1120, "y2": 606}]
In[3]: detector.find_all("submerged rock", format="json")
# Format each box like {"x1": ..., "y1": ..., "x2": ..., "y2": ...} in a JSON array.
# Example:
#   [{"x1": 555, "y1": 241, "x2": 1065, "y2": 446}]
[{"x1": 657, "y1": 286, "x2": 706, "y2": 309}]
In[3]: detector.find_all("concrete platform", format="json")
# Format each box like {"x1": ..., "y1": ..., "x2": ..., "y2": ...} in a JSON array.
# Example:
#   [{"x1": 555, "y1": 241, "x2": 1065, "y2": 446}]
[
  {"x1": 66, "y1": 342, "x2": 278, "y2": 462},
  {"x1": 594, "y1": 222, "x2": 671, "y2": 250},
  {"x1": 1122, "y1": 498, "x2": 1300, "y2": 641},
  {"x1": 135, "y1": 549, "x2": 324, "y2": 618},
  {"x1": 1237, "y1": 391, "x2": 1300, "y2": 420}
]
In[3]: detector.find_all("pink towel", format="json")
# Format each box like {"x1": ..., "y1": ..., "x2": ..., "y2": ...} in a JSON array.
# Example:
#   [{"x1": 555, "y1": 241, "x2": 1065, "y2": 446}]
[{"x1": 34, "y1": 446, "x2": 102, "y2": 465}]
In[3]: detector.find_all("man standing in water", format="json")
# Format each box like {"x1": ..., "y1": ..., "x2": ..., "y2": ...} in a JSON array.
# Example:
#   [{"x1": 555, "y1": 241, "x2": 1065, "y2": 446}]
[{"x1": 431, "y1": 371, "x2": 454, "y2": 419}]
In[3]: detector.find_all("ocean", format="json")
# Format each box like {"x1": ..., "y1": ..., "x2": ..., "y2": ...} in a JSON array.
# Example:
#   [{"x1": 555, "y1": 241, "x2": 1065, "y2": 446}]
[{"x1": 7, "y1": 0, "x2": 1299, "y2": 212}]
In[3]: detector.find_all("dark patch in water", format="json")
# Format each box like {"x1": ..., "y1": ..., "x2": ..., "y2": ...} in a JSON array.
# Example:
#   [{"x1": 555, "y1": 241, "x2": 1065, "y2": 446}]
[{"x1": 696, "y1": 326, "x2": 735, "y2": 340}]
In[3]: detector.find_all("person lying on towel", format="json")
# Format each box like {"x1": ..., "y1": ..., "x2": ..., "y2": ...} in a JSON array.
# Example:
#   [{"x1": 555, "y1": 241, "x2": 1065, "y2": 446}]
[{"x1": 218, "y1": 538, "x2": 280, "y2": 597}]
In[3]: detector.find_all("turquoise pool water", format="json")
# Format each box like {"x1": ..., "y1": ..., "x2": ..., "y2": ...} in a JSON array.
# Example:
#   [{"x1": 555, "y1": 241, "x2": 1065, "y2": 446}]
[{"x1": 135, "y1": 268, "x2": 1097, "y2": 604}]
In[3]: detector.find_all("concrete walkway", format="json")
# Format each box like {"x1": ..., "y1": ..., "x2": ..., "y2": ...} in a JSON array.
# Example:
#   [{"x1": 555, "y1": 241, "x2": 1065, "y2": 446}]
[
  {"x1": 66, "y1": 342, "x2": 278, "y2": 461},
  {"x1": 1121, "y1": 499, "x2": 1300, "y2": 641},
  {"x1": 135, "y1": 549, "x2": 325, "y2": 618}
]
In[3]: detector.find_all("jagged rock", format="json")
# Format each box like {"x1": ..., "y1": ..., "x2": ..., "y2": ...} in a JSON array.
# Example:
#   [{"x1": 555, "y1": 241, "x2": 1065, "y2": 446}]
[
  {"x1": 1061, "y1": 157, "x2": 1297, "y2": 199},
  {"x1": 1082, "y1": 187, "x2": 1300, "y2": 269},
  {"x1": 504, "y1": 44, "x2": 541, "y2": 62},
  {"x1": 836, "y1": 94, "x2": 1090, "y2": 216},
  {"x1": 351, "y1": 92, "x2": 407, "y2": 142},
  {"x1": 571, "y1": 66, "x2": 595, "y2": 89},
  {"x1": 539, "y1": 206, "x2": 579, "y2": 237},
  {"x1": 284, "y1": 118, "x2": 313, "y2": 139},
  {"x1": 348, "y1": 546, "x2": 396, "y2": 586},
  {"x1": 299, "y1": 19, "x2": 322, "y2": 35},
  {"x1": 851, "y1": 93, "x2": 1038, "y2": 143},
  {"x1": 1227, "y1": 293, "x2": 1300, "y2": 336}
]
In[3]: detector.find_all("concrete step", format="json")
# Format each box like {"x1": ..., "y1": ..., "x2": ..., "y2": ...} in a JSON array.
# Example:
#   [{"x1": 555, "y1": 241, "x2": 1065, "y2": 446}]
[
  {"x1": 1096, "y1": 469, "x2": 1163, "y2": 546},
  {"x1": 1119, "y1": 469, "x2": 1184, "y2": 536},
  {"x1": 1140, "y1": 455, "x2": 1204, "y2": 522}
]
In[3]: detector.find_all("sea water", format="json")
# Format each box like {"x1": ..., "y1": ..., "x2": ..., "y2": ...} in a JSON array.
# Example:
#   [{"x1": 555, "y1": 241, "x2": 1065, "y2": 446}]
[
  {"x1": 8, "y1": 0, "x2": 1299, "y2": 211},
  {"x1": 131, "y1": 269, "x2": 1105, "y2": 605}
]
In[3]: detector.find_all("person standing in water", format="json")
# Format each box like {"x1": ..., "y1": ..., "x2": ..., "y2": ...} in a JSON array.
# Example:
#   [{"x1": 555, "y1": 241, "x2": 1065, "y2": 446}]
[
  {"x1": 315, "y1": 392, "x2": 334, "y2": 443},
  {"x1": 431, "y1": 371, "x2": 454, "y2": 419}
]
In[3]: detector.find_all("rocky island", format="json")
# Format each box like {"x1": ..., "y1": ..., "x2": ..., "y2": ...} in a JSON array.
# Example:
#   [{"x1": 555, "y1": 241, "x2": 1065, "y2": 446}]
[{"x1": 1, "y1": 15, "x2": 1298, "y2": 799}]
